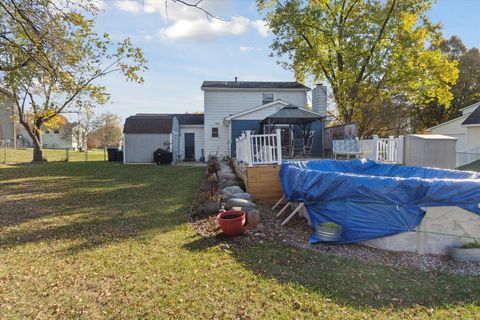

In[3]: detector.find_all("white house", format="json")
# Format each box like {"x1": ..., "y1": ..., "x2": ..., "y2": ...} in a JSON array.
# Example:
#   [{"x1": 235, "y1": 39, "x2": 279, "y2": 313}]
[
  {"x1": 0, "y1": 88, "x2": 16, "y2": 147},
  {"x1": 123, "y1": 80, "x2": 327, "y2": 164},
  {"x1": 428, "y1": 102, "x2": 480, "y2": 151},
  {"x1": 40, "y1": 122, "x2": 86, "y2": 150}
]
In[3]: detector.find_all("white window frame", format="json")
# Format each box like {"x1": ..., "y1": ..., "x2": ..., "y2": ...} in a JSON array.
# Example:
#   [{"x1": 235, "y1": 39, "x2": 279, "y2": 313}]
[
  {"x1": 262, "y1": 93, "x2": 274, "y2": 105},
  {"x1": 211, "y1": 127, "x2": 219, "y2": 138}
]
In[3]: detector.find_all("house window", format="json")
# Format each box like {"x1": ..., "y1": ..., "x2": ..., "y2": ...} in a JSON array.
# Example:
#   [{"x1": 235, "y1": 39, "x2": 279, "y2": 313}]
[
  {"x1": 45, "y1": 130, "x2": 50, "y2": 134},
  {"x1": 211, "y1": 127, "x2": 219, "y2": 138},
  {"x1": 54, "y1": 129, "x2": 59, "y2": 134},
  {"x1": 262, "y1": 93, "x2": 274, "y2": 105}
]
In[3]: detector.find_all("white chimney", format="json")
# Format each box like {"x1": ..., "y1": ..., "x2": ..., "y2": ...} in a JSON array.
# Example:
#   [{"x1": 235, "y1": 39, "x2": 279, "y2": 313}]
[{"x1": 312, "y1": 84, "x2": 327, "y2": 116}]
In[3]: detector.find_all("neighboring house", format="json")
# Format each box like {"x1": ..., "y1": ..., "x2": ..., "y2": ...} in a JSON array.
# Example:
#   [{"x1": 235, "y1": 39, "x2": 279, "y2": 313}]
[
  {"x1": 428, "y1": 102, "x2": 480, "y2": 152},
  {"x1": 123, "y1": 80, "x2": 327, "y2": 163},
  {"x1": 42, "y1": 122, "x2": 86, "y2": 150},
  {"x1": 123, "y1": 114, "x2": 204, "y2": 163},
  {"x1": 0, "y1": 87, "x2": 16, "y2": 147}
]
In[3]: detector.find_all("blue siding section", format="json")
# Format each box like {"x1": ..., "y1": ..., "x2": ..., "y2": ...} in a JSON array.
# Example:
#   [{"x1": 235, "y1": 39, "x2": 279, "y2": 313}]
[
  {"x1": 230, "y1": 120, "x2": 262, "y2": 157},
  {"x1": 230, "y1": 119, "x2": 324, "y2": 157},
  {"x1": 310, "y1": 120, "x2": 324, "y2": 157}
]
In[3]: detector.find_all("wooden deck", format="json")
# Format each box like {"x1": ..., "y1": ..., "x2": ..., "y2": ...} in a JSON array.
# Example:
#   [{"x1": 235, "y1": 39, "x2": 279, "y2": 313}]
[{"x1": 233, "y1": 161, "x2": 283, "y2": 203}]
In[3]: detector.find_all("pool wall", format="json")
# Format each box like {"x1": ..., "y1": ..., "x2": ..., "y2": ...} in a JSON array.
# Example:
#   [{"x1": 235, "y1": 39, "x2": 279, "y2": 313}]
[
  {"x1": 280, "y1": 159, "x2": 480, "y2": 250},
  {"x1": 362, "y1": 206, "x2": 480, "y2": 254}
]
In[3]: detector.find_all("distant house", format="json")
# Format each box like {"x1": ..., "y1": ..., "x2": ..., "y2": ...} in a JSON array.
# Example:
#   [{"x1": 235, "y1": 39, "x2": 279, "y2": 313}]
[
  {"x1": 0, "y1": 87, "x2": 16, "y2": 146},
  {"x1": 123, "y1": 79, "x2": 327, "y2": 164},
  {"x1": 428, "y1": 102, "x2": 480, "y2": 152},
  {"x1": 123, "y1": 113, "x2": 204, "y2": 163},
  {"x1": 41, "y1": 122, "x2": 86, "y2": 150}
]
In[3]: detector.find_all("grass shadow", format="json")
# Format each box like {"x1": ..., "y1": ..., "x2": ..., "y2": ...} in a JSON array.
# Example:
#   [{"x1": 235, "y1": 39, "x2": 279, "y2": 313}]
[
  {"x1": 0, "y1": 162, "x2": 204, "y2": 254},
  {"x1": 229, "y1": 241, "x2": 480, "y2": 309}
]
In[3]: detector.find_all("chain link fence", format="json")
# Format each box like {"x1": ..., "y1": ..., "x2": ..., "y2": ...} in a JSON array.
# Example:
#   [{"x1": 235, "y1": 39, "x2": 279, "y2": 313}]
[{"x1": 0, "y1": 139, "x2": 107, "y2": 164}]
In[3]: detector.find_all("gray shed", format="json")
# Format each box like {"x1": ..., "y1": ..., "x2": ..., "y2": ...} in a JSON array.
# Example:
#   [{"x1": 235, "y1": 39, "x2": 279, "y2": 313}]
[
  {"x1": 123, "y1": 115, "x2": 179, "y2": 164},
  {"x1": 404, "y1": 134, "x2": 457, "y2": 169}
]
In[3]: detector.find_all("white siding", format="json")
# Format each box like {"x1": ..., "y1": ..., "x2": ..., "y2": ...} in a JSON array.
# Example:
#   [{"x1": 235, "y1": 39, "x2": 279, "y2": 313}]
[
  {"x1": 124, "y1": 133, "x2": 171, "y2": 163},
  {"x1": 42, "y1": 130, "x2": 73, "y2": 149},
  {"x1": 203, "y1": 89, "x2": 308, "y2": 157},
  {"x1": 430, "y1": 115, "x2": 468, "y2": 151},
  {"x1": 179, "y1": 125, "x2": 204, "y2": 161},
  {"x1": 466, "y1": 126, "x2": 480, "y2": 148}
]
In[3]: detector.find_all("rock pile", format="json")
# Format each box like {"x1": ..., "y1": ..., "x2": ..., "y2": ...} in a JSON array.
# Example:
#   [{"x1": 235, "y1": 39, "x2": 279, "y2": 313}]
[{"x1": 217, "y1": 162, "x2": 245, "y2": 190}]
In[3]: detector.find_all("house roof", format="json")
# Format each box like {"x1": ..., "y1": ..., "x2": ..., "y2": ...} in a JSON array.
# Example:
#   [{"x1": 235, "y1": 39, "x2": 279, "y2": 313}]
[
  {"x1": 225, "y1": 99, "x2": 290, "y2": 120},
  {"x1": 427, "y1": 114, "x2": 469, "y2": 131},
  {"x1": 462, "y1": 105, "x2": 480, "y2": 126},
  {"x1": 460, "y1": 101, "x2": 480, "y2": 112},
  {"x1": 201, "y1": 81, "x2": 310, "y2": 90},
  {"x1": 124, "y1": 113, "x2": 204, "y2": 134},
  {"x1": 175, "y1": 114, "x2": 204, "y2": 125},
  {"x1": 133, "y1": 113, "x2": 204, "y2": 125},
  {"x1": 123, "y1": 116, "x2": 173, "y2": 134},
  {"x1": 263, "y1": 105, "x2": 325, "y2": 124}
]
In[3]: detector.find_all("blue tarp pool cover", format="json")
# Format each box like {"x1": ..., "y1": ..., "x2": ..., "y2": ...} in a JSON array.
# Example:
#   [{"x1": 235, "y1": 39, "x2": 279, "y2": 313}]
[{"x1": 279, "y1": 159, "x2": 480, "y2": 244}]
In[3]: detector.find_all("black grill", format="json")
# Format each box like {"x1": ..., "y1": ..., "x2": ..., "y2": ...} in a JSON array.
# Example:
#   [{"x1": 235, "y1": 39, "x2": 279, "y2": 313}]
[{"x1": 153, "y1": 148, "x2": 172, "y2": 165}]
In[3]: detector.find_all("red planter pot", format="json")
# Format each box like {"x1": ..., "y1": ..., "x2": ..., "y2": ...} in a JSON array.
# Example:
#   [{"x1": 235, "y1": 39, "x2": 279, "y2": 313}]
[{"x1": 217, "y1": 210, "x2": 246, "y2": 236}]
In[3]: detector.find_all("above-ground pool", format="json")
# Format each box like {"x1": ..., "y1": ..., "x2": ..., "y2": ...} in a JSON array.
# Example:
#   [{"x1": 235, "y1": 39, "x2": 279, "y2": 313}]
[{"x1": 280, "y1": 159, "x2": 480, "y2": 254}]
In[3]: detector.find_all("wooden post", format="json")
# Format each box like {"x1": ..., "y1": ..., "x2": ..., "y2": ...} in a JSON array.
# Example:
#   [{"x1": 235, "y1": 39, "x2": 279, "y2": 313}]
[
  {"x1": 372, "y1": 135, "x2": 379, "y2": 161},
  {"x1": 245, "y1": 130, "x2": 253, "y2": 166},
  {"x1": 275, "y1": 128, "x2": 282, "y2": 164}
]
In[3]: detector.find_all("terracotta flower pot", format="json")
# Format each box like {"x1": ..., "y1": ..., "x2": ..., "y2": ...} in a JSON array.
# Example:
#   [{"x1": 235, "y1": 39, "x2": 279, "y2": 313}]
[{"x1": 217, "y1": 210, "x2": 246, "y2": 236}]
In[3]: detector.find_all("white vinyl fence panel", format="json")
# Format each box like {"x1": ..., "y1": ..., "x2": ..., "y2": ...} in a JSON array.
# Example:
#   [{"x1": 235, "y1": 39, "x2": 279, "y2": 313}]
[
  {"x1": 456, "y1": 146, "x2": 480, "y2": 168},
  {"x1": 357, "y1": 135, "x2": 404, "y2": 164},
  {"x1": 236, "y1": 129, "x2": 282, "y2": 166}
]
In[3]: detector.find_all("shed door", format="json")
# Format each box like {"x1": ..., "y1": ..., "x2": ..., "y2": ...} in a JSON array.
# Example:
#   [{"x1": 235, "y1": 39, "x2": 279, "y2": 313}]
[{"x1": 184, "y1": 133, "x2": 195, "y2": 160}]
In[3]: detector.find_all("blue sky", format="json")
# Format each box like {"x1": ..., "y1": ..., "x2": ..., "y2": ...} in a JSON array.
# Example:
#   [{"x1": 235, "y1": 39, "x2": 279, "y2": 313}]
[{"x1": 94, "y1": 0, "x2": 480, "y2": 119}]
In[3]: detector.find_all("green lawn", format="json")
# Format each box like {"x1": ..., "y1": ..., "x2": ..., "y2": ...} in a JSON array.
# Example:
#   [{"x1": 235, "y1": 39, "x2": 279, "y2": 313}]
[
  {"x1": 459, "y1": 159, "x2": 480, "y2": 172},
  {"x1": 1, "y1": 162, "x2": 479, "y2": 319},
  {"x1": 0, "y1": 148, "x2": 105, "y2": 164}
]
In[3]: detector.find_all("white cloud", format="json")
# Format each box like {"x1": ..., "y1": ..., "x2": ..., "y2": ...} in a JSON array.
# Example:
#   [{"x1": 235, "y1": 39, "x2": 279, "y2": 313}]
[
  {"x1": 252, "y1": 20, "x2": 270, "y2": 38},
  {"x1": 115, "y1": 0, "x2": 142, "y2": 13},
  {"x1": 115, "y1": 0, "x2": 269, "y2": 41},
  {"x1": 116, "y1": 0, "x2": 230, "y2": 20},
  {"x1": 159, "y1": 16, "x2": 250, "y2": 41},
  {"x1": 240, "y1": 46, "x2": 262, "y2": 52}
]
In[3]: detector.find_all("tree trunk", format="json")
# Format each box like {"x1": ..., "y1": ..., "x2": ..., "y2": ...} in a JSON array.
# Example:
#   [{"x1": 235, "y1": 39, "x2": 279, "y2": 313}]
[
  {"x1": 33, "y1": 143, "x2": 44, "y2": 162},
  {"x1": 31, "y1": 120, "x2": 44, "y2": 162}
]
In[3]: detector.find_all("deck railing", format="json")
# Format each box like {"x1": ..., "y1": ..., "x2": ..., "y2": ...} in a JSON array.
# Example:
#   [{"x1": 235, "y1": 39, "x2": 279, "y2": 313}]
[{"x1": 236, "y1": 129, "x2": 282, "y2": 166}]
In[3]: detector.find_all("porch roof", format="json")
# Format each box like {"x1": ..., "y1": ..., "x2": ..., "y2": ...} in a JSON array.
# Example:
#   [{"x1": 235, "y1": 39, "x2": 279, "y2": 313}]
[{"x1": 262, "y1": 105, "x2": 325, "y2": 125}]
